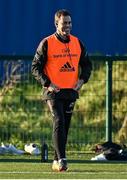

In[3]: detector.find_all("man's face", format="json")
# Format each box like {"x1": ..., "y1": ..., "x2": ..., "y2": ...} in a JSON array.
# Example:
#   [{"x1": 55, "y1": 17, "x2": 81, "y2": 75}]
[{"x1": 56, "y1": 15, "x2": 72, "y2": 37}]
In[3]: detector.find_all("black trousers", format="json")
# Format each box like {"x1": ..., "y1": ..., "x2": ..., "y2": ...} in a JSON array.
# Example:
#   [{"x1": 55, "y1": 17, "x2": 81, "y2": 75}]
[{"x1": 46, "y1": 99, "x2": 75, "y2": 160}]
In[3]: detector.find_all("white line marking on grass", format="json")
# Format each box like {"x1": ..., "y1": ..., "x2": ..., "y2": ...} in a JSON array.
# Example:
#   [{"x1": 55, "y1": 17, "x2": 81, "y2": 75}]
[
  {"x1": 0, "y1": 179, "x2": 125, "y2": 180},
  {"x1": 0, "y1": 171, "x2": 127, "y2": 174}
]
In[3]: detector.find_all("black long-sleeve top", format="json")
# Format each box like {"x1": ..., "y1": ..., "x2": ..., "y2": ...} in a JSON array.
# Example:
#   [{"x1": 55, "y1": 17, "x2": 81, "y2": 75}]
[{"x1": 31, "y1": 33, "x2": 92, "y2": 100}]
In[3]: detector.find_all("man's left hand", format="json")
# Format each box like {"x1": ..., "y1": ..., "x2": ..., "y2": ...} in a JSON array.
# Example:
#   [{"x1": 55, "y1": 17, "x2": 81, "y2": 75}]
[{"x1": 73, "y1": 79, "x2": 84, "y2": 91}]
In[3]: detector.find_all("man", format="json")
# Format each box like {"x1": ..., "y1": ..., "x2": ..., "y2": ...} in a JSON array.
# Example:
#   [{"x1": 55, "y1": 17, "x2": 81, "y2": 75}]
[{"x1": 31, "y1": 9, "x2": 92, "y2": 172}]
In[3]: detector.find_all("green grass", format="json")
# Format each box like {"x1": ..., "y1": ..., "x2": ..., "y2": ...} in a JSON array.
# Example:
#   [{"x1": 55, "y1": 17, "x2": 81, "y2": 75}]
[{"x1": 0, "y1": 154, "x2": 127, "y2": 179}]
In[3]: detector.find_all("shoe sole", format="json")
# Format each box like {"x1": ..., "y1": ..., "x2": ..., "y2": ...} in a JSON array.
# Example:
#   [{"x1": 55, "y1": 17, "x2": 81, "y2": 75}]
[
  {"x1": 59, "y1": 167, "x2": 68, "y2": 172},
  {"x1": 52, "y1": 167, "x2": 68, "y2": 172}
]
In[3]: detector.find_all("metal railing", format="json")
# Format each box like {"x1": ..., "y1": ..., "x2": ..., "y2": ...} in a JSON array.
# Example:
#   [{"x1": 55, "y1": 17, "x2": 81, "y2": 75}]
[{"x1": 0, "y1": 55, "x2": 127, "y2": 149}]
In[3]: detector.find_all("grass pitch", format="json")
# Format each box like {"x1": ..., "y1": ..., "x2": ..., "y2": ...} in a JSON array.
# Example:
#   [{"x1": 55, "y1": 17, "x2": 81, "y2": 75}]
[{"x1": 0, "y1": 154, "x2": 127, "y2": 179}]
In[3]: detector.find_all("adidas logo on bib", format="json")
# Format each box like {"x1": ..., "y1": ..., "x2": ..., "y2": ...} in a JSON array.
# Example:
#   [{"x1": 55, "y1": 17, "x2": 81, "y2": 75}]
[{"x1": 60, "y1": 62, "x2": 75, "y2": 72}]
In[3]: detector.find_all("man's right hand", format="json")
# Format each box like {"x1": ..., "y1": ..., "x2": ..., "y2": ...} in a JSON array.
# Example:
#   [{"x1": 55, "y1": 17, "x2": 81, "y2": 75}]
[{"x1": 47, "y1": 83, "x2": 60, "y2": 93}]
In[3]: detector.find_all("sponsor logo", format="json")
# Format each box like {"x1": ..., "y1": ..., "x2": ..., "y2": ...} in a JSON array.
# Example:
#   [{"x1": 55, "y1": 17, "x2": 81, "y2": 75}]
[
  {"x1": 60, "y1": 62, "x2": 75, "y2": 72},
  {"x1": 61, "y1": 48, "x2": 70, "y2": 53}
]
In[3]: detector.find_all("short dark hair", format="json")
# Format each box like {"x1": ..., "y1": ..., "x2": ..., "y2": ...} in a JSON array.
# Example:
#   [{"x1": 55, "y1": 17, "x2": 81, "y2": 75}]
[{"x1": 54, "y1": 9, "x2": 71, "y2": 24}]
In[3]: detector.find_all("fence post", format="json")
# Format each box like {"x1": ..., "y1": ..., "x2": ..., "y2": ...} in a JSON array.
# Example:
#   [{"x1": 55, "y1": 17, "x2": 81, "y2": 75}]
[{"x1": 106, "y1": 59, "x2": 112, "y2": 142}]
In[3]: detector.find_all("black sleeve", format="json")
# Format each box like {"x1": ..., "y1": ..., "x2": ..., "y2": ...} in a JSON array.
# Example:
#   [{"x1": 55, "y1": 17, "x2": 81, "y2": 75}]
[
  {"x1": 31, "y1": 39, "x2": 51, "y2": 87},
  {"x1": 78, "y1": 39, "x2": 92, "y2": 83}
]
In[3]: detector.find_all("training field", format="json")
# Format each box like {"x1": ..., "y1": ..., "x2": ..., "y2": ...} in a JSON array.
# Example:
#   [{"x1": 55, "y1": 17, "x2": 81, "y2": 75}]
[{"x1": 0, "y1": 154, "x2": 127, "y2": 179}]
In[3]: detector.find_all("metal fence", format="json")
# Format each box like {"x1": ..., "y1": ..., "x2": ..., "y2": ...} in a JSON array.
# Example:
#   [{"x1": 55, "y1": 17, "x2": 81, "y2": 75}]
[{"x1": 0, "y1": 55, "x2": 127, "y2": 150}]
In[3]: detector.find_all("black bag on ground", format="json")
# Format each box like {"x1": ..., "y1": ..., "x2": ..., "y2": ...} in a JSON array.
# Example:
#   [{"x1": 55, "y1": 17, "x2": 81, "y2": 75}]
[
  {"x1": 104, "y1": 148, "x2": 121, "y2": 160},
  {"x1": 94, "y1": 141, "x2": 127, "y2": 161}
]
